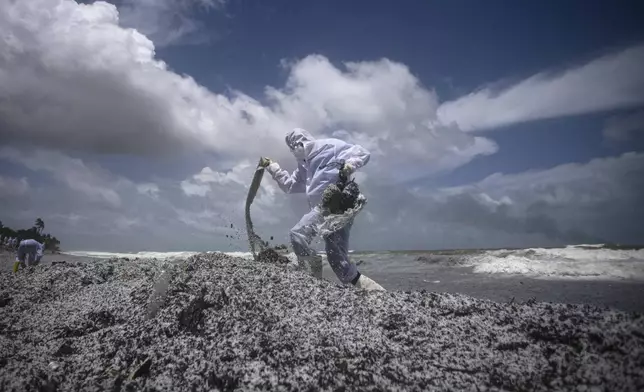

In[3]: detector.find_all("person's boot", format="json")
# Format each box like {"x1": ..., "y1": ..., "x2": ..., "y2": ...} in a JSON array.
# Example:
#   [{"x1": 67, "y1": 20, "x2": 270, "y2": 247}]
[{"x1": 354, "y1": 274, "x2": 385, "y2": 291}]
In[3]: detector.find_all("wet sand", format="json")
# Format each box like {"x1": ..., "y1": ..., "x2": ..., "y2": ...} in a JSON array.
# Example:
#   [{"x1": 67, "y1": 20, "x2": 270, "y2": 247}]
[
  {"x1": 343, "y1": 256, "x2": 644, "y2": 313},
  {"x1": 358, "y1": 265, "x2": 644, "y2": 314},
  {"x1": 1, "y1": 251, "x2": 643, "y2": 391},
  {"x1": 0, "y1": 249, "x2": 98, "y2": 272}
]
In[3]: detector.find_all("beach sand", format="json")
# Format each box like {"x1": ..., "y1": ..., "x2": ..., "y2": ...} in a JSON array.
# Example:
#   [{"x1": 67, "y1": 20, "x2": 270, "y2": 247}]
[
  {"x1": 1, "y1": 250, "x2": 643, "y2": 391},
  {"x1": 353, "y1": 263, "x2": 644, "y2": 314},
  {"x1": 0, "y1": 249, "x2": 97, "y2": 272}
]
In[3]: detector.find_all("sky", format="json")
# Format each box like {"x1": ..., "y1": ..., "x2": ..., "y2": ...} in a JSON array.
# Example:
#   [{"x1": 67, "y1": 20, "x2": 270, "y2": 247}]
[{"x1": 1, "y1": 0, "x2": 643, "y2": 252}]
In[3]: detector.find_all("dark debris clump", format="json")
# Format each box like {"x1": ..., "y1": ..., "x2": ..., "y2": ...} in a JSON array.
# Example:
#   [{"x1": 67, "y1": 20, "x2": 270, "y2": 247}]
[{"x1": 256, "y1": 248, "x2": 291, "y2": 265}]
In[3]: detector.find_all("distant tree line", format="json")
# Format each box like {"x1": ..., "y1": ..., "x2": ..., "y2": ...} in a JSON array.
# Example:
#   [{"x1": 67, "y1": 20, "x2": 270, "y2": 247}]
[{"x1": 0, "y1": 218, "x2": 61, "y2": 252}]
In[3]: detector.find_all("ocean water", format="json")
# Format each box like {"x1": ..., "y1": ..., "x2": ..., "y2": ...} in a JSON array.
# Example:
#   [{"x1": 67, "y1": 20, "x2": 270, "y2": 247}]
[{"x1": 64, "y1": 244, "x2": 644, "y2": 282}]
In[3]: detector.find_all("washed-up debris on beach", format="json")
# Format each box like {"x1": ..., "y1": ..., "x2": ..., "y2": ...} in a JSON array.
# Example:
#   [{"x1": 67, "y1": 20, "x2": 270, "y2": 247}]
[{"x1": 1, "y1": 252, "x2": 643, "y2": 391}]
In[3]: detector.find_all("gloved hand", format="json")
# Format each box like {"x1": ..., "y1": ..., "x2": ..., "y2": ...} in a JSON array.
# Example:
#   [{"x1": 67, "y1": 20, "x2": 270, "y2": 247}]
[
  {"x1": 259, "y1": 157, "x2": 273, "y2": 168},
  {"x1": 340, "y1": 163, "x2": 354, "y2": 178}
]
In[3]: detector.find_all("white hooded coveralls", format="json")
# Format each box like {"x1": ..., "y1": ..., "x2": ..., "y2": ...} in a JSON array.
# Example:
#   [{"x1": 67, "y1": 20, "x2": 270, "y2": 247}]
[
  {"x1": 267, "y1": 128, "x2": 370, "y2": 284},
  {"x1": 17, "y1": 239, "x2": 44, "y2": 266}
]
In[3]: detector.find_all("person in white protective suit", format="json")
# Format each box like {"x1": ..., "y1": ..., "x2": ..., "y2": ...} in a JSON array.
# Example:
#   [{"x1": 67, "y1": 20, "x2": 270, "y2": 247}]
[
  {"x1": 260, "y1": 128, "x2": 385, "y2": 291},
  {"x1": 14, "y1": 239, "x2": 45, "y2": 270}
]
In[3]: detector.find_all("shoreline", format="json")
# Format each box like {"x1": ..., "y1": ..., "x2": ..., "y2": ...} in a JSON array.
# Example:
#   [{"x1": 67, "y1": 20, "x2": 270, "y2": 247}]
[{"x1": 1, "y1": 252, "x2": 643, "y2": 390}]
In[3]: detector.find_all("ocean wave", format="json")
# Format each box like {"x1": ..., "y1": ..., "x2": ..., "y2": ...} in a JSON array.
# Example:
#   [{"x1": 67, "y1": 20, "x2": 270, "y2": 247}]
[{"x1": 463, "y1": 247, "x2": 644, "y2": 280}]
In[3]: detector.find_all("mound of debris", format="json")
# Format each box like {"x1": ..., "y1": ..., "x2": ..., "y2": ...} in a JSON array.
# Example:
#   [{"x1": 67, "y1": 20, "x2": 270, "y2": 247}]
[{"x1": 1, "y1": 253, "x2": 643, "y2": 391}]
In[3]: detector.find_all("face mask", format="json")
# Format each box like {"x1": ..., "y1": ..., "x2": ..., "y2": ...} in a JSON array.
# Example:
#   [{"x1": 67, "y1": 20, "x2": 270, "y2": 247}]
[{"x1": 291, "y1": 144, "x2": 306, "y2": 161}]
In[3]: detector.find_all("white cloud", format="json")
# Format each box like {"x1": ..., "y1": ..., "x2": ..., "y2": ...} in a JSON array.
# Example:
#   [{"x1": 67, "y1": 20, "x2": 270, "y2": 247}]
[
  {"x1": 0, "y1": 0, "x2": 495, "y2": 184},
  {"x1": 180, "y1": 181, "x2": 211, "y2": 197},
  {"x1": 266, "y1": 55, "x2": 499, "y2": 181},
  {"x1": 0, "y1": 147, "x2": 122, "y2": 207},
  {"x1": 137, "y1": 183, "x2": 160, "y2": 199},
  {"x1": 191, "y1": 164, "x2": 250, "y2": 186},
  {"x1": 115, "y1": 0, "x2": 227, "y2": 47},
  {"x1": 603, "y1": 110, "x2": 644, "y2": 142},
  {"x1": 0, "y1": 147, "x2": 248, "y2": 251},
  {"x1": 437, "y1": 45, "x2": 644, "y2": 131},
  {"x1": 1, "y1": 145, "x2": 642, "y2": 252},
  {"x1": 1, "y1": 0, "x2": 642, "y2": 252},
  {"x1": 410, "y1": 152, "x2": 644, "y2": 246},
  {"x1": 180, "y1": 162, "x2": 287, "y2": 226}
]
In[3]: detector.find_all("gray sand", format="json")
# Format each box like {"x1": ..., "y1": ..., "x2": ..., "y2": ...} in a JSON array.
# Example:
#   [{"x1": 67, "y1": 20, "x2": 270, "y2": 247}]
[
  {"x1": 0, "y1": 250, "x2": 96, "y2": 272},
  {"x1": 1, "y1": 251, "x2": 643, "y2": 391},
  {"x1": 358, "y1": 265, "x2": 644, "y2": 314}
]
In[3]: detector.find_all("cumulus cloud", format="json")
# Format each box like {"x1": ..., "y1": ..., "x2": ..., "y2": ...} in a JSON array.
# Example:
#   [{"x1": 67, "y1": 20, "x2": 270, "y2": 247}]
[
  {"x1": 114, "y1": 0, "x2": 227, "y2": 46},
  {"x1": 266, "y1": 56, "x2": 498, "y2": 181},
  {"x1": 603, "y1": 110, "x2": 644, "y2": 142},
  {"x1": 0, "y1": 147, "x2": 249, "y2": 251},
  {"x1": 412, "y1": 152, "x2": 644, "y2": 246},
  {"x1": 1, "y1": 0, "x2": 642, "y2": 252},
  {"x1": 1, "y1": 144, "x2": 642, "y2": 251},
  {"x1": 0, "y1": 0, "x2": 495, "y2": 184},
  {"x1": 180, "y1": 161, "x2": 289, "y2": 226},
  {"x1": 437, "y1": 45, "x2": 644, "y2": 131}
]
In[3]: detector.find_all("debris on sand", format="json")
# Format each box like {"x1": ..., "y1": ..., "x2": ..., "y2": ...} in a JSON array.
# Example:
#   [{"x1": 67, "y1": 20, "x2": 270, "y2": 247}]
[
  {"x1": 256, "y1": 248, "x2": 291, "y2": 265},
  {"x1": 1, "y1": 253, "x2": 643, "y2": 391}
]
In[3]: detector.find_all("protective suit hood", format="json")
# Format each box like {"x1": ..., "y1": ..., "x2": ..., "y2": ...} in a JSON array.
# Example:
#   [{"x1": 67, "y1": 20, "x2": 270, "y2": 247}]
[
  {"x1": 285, "y1": 128, "x2": 315, "y2": 150},
  {"x1": 286, "y1": 128, "x2": 315, "y2": 161}
]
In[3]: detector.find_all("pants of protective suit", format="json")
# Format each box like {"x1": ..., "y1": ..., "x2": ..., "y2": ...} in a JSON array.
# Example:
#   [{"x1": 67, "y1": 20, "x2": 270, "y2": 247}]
[
  {"x1": 17, "y1": 241, "x2": 43, "y2": 267},
  {"x1": 17, "y1": 250, "x2": 42, "y2": 267},
  {"x1": 290, "y1": 206, "x2": 359, "y2": 284}
]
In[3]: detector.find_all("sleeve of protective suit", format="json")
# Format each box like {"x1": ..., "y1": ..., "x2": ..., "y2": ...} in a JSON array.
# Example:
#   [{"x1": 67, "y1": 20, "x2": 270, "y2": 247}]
[
  {"x1": 266, "y1": 161, "x2": 307, "y2": 194},
  {"x1": 343, "y1": 144, "x2": 371, "y2": 171}
]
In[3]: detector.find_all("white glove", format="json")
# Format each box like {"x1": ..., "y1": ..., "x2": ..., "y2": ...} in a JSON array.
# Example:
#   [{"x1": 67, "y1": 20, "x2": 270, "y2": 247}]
[
  {"x1": 340, "y1": 163, "x2": 354, "y2": 178},
  {"x1": 259, "y1": 157, "x2": 273, "y2": 168}
]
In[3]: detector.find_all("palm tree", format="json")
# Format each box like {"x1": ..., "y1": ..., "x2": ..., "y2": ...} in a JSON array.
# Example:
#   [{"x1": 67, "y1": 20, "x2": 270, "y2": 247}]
[{"x1": 35, "y1": 218, "x2": 44, "y2": 234}]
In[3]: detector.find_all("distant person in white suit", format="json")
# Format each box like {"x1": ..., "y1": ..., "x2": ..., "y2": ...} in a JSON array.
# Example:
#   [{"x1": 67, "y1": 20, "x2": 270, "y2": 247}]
[{"x1": 13, "y1": 239, "x2": 45, "y2": 271}]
